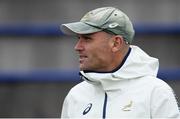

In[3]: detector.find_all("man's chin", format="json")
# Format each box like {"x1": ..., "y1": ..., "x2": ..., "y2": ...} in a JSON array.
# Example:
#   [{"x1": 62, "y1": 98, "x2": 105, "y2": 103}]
[
  {"x1": 79, "y1": 65, "x2": 85, "y2": 71},
  {"x1": 79, "y1": 64, "x2": 88, "y2": 71}
]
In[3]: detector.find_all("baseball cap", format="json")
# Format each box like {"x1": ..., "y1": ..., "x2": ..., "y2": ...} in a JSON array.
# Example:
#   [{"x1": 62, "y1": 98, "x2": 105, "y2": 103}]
[{"x1": 61, "y1": 7, "x2": 135, "y2": 44}]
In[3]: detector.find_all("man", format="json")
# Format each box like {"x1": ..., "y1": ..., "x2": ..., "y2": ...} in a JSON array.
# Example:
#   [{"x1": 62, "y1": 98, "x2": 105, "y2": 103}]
[{"x1": 60, "y1": 7, "x2": 179, "y2": 118}]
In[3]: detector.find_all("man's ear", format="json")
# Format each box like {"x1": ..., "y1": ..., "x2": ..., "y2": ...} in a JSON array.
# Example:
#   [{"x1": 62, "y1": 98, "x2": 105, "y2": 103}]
[{"x1": 111, "y1": 35, "x2": 124, "y2": 52}]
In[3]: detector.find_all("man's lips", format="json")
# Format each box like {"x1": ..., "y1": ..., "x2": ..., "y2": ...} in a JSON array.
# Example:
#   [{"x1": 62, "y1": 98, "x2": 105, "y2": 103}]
[{"x1": 79, "y1": 55, "x2": 88, "y2": 63}]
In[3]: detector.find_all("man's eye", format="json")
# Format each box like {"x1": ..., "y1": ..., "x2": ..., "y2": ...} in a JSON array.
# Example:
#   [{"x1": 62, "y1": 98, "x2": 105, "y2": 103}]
[
  {"x1": 84, "y1": 36, "x2": 92, "y2": 40},
  {"x1": 77, "y1": 36, "x2": 80, "y2": 39},
  {"x1": 77, "y1": 35, "x2": 92, "y2": 41}
]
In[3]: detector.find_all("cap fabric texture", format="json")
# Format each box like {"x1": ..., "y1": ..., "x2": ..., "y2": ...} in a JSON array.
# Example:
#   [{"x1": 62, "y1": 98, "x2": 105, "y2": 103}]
[{"x1": 61, "y1": 7, "x2": 135, "y2": 44}]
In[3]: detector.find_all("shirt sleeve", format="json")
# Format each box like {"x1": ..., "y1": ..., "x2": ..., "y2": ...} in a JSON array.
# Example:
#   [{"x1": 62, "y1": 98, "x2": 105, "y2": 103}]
[
  {"x1": 150, "y1": 84, "x2": 180, "y2": 118},
  {"x1": 61, "y1": 94, "x2": 70, "y2": 119}
]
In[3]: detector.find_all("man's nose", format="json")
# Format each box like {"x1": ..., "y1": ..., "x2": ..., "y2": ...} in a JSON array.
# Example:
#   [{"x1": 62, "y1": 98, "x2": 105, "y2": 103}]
[{"x1": 74, "y1": 39, "x2": 84, "y2": 51}]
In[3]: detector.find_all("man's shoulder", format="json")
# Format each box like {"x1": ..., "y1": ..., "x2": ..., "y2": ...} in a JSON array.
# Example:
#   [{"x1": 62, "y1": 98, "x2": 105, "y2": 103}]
[
  {"x1": 147, "y1": 76, "x2": 172, "y2": 89},
  {"x1": 132, "y1": 76, "x2": 173, "y2": 93},
  {"x1": 68, "y1": 81, "x2": 96, "y2": 96},
  {"x1": 138, "y1": 76, "x2": 175, "y2": 96},
  {"x1": 71, "y1": 81, "x2": 92, "y2": 90}
]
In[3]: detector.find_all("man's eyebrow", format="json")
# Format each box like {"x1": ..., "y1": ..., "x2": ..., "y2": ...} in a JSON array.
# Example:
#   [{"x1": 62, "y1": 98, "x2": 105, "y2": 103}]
[{"x1": 82, "y1": 33, "x2": 94, "y2": 37}]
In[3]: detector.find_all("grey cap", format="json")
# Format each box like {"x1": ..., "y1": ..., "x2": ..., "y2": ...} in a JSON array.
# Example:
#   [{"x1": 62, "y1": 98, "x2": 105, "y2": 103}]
[{"x1": 61, "y1": 7, "x2": 135, "y2": 44}]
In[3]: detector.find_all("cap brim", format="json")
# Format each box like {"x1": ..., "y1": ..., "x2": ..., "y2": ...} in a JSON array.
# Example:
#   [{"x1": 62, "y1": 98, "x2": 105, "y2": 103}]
[{"x1": 60, "y1": 22, "x2": 102, "y2": 35}]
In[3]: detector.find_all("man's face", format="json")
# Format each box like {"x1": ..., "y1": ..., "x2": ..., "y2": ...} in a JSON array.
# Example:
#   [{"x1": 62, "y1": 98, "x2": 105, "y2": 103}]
[{"x1": 74, "y1": 31, "x2": 114, "y2": 71}]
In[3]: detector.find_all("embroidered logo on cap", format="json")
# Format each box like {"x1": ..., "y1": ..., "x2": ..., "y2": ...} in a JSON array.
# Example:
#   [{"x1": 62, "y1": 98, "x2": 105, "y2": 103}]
[{"x1": 108, "y1": 22, "x2": 119, "y2": 28}]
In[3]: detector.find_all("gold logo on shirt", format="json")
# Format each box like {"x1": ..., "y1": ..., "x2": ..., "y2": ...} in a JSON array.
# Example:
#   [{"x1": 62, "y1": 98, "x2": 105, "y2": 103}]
[{"x1": 122, "y1": 100, "x2": 133, "y2": 111}]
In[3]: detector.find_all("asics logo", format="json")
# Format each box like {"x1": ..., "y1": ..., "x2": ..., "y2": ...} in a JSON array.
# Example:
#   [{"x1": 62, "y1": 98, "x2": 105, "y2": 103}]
[{"x1": 83, "y1": 103, "x2": 92, "y2": 115}]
